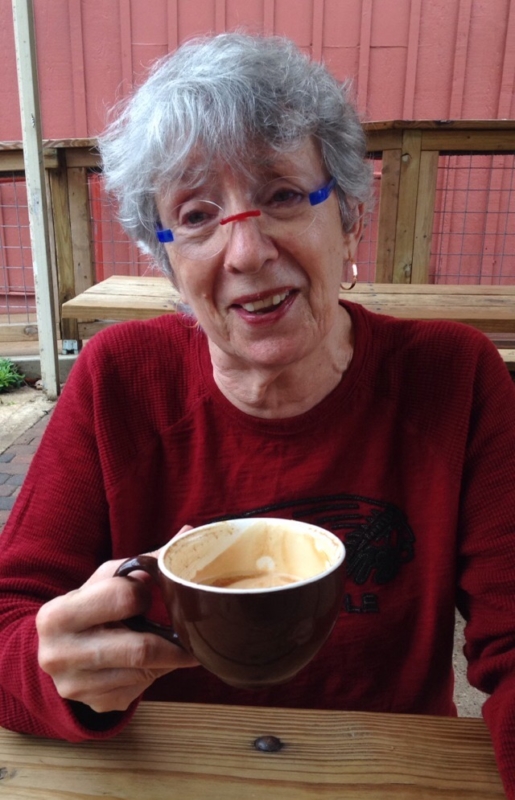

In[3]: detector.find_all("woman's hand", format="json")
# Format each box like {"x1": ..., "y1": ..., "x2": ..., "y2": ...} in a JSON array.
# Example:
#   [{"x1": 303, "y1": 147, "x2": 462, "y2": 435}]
[{"x1": 36, "y1": 540, "x2": 199, "y2": 714}]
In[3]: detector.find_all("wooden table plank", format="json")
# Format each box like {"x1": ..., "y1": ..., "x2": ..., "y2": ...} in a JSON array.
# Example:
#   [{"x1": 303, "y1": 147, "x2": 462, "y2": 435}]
[
  {"x1": 353, "y1": 283, "x2": 515, "y2": 295},
  {"x1": 61, "y1": 276, "x2": 515, "y2": 334},
  {"x1": 63, "y1": 275, "x2": 515, "y2": 299},
  {"x1": 0, "y1": 702, "x2": 505, "y2": 799},
  {"x1": 62, "y1": 275, "x2": 180, "y2": 320}
]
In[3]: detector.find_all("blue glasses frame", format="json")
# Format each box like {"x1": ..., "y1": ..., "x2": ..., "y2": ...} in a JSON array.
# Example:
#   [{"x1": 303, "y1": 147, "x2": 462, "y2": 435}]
[{"x1": 155, "y1": 177, "x2": 336, "y2": 244}]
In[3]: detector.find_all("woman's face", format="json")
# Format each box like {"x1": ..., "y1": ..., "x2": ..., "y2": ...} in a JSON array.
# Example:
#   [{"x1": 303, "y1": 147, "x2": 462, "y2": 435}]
[{"x1": 156, "y1": 138, "x2": 362, "y2": 372}]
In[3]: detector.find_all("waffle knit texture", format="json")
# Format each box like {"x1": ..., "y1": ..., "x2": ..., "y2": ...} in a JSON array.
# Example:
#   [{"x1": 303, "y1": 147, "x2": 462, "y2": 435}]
[{"x1": 0, "y1": 301, "x2": 514, "y2": 796}]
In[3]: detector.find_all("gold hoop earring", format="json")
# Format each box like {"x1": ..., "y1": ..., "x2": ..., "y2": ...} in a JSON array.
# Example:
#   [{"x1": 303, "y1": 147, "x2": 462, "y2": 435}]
[{"x1": 340, "y1": 263, "x2": 357, "y2": 292}]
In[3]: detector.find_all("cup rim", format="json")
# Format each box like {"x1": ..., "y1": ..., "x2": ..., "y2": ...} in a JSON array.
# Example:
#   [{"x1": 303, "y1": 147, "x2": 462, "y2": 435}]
[{"x1": 158, "y1": 517, "x2": 346, "y2": 594}]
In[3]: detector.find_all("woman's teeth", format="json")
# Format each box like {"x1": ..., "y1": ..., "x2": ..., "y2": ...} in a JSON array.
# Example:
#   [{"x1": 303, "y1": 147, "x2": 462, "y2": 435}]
[{"x1": 241, "y1": 291, "x2": 289, "y2": 313}]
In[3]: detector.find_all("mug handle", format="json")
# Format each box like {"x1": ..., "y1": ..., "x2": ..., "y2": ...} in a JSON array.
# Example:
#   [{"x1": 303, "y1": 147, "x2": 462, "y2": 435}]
[{"x1": 114, "y1": 555, "x2": 183, "y2": 648}]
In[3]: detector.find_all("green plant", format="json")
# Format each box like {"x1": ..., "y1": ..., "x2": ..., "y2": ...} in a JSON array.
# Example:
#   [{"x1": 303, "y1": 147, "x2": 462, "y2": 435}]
[{"x1": 0, "y1": 358, "x2": 25, "y2": 393}]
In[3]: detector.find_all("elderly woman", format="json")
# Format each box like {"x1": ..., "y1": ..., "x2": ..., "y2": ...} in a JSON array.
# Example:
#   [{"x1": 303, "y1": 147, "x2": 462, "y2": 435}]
[{"x1": 1, "y1": 32, "x2": 515, "y2": 798}]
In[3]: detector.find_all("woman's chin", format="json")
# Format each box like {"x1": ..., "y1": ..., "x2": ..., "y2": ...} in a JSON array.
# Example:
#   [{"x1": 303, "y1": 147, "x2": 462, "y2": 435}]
[
  {"x1": 225, "y1": 334, "x2": 316, "y2": 372},
  {"x1": 207, "y1": 300, "x2": 330, "y2": 372}
]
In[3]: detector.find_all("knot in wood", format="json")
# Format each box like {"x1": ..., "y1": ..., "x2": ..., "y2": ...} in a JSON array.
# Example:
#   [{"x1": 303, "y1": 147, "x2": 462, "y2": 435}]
[{"x1": 253, "y1": 735, "x2": 283, "y2": 753}]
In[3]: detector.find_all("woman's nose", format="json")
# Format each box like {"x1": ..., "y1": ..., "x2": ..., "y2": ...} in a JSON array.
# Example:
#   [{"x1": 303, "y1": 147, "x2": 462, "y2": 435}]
[{"x1": 221, "y1": 214, "x2": 279, "y2": 273}]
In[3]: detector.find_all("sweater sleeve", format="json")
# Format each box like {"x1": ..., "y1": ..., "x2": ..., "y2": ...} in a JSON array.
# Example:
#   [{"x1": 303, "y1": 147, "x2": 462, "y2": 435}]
[
  {"x1": 455, "y1": 341, "x2": 515, "y2": 799},
  {"x1": 0, "y1": 340, "x2": 137, "y2": 741}
]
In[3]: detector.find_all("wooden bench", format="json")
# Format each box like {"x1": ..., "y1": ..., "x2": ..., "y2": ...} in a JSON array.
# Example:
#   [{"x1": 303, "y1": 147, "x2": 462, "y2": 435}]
[{"x1": 62, "y1": 275, "x2": 515, "y2": 369}]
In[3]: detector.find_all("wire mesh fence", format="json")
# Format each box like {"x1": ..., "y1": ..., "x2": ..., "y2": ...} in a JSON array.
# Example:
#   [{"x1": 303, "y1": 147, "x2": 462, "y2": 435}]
[
  {"x1": 430, "y1": 153, "x2": 515, "y2": 285},
  {"x1": 88, "y1": 172, "x2": 157, "y2": 280},
  {"x1": 1, "y1": 150, "x2": 514, "y2": 346},
  {"x1": 88, "y1": 165, "x2": 383, "y2": 285},
  {"x1": 0, "y1": 173, "x2": 35, "y2": 323},
  {"x1": 86, "y1": 155, "x2": 515, "y2": 287}
]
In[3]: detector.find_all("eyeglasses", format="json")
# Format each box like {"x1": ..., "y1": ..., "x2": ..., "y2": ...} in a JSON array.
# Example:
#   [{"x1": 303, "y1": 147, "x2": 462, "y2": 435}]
[{"x1": 156, "y1": 176, "x2": 336, "y2": 260}]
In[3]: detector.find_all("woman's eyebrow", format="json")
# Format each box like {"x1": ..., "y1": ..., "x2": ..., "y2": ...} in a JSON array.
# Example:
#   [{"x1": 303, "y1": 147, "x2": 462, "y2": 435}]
[{"x1": 162, "y1": 179, "x2": 216, "y2": 205}]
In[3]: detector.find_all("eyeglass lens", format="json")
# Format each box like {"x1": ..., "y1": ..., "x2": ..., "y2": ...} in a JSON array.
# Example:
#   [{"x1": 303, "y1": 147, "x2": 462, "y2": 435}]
[{"x1": 157, "y1": 176, "x2": 335, "y2": 260}]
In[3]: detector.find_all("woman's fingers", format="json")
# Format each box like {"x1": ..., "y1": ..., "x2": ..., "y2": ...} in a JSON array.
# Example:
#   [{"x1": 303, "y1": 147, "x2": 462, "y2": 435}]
[
  {"x1": 37, "y1": 575, "x2": 152, "y2": 635},
  {"x1": 47, "y1": 635, "x2": 198, "y2": 712},
  {"x1": 36, "y1": 533, "x2": 200, "y2": 714},
  {"x1": 40, "y1": 627, "x2": 199, "y2": 712},
  {"x1": 39, "y1": 625, "x2": 196, "y2": 674}
]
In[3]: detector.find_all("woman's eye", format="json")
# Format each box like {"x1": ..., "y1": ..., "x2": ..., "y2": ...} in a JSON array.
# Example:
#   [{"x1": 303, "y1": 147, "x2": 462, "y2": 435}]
[
  {"x1": 176, "y1": 204, "x2": 218, "y2": 228},
  {"x1": 184, "y1": 210, "x2": 209, "y2": 226},
  {"x1": 272, "y1": 189, "x2": 301, "y2": 204},
  {"x1": 262, "y1": 185, "x2": 306, "y2": 209}
]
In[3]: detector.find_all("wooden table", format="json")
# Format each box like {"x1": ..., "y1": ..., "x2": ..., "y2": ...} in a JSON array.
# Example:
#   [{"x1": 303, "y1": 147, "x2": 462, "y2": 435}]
[
  {"x1": 61, "y1": 275, "x2": 515, "y2": 330},
  {"x1": 61, "y1": 275, "x2": 515, "y2": 366},
  {"x1": 0, "y1": 701, "x2": 506, "y2": 799}
]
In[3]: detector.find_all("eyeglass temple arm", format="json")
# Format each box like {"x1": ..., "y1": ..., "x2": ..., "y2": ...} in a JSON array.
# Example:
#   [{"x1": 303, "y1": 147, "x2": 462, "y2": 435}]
[
  {"x1": 309, "y1": 177, "x2": 336, "y2": 206},
  {"x1": 156, "y1": 222, "x2": 174, "y2": 243}
]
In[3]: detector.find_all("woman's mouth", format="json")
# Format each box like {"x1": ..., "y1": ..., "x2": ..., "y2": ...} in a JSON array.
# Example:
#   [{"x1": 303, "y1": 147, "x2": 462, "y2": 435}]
[{"x1": 234, "y1": 290, "x2": 294, "y2": 314}]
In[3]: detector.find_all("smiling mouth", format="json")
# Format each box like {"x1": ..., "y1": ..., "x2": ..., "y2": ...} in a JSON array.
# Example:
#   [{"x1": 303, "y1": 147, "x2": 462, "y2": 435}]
[{"x1": 236, "y1": 290, "x2": 293, "y2": 314}]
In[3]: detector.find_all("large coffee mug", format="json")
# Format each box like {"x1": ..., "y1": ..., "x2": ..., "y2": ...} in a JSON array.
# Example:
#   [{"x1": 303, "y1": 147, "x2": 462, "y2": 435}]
[{"x1": 115, "y1": 517, "x2": 345, "y2": 689}]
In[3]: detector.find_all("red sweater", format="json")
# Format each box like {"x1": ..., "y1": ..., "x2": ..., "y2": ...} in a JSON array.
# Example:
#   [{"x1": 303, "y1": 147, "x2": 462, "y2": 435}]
[{"x1": 1, "y1": 302, "x2": 514, "y2": 795}]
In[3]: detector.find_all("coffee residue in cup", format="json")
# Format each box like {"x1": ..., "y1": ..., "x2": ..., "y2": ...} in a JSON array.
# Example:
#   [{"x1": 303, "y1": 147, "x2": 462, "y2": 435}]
[
  {"x1": 166, "y1": 520, "x2": 338, "y2": 587},
  {"x1": 199, "y1": 571, "x2": 300, "y2": 589}
]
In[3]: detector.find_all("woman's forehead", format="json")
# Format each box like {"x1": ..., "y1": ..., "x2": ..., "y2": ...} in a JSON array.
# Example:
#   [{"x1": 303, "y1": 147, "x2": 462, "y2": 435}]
[{"x1": 161, "y1": 138, "x2": 324, "y2": 196}]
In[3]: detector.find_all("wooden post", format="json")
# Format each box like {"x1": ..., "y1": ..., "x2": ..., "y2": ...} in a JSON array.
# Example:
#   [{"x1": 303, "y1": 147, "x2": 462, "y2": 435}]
[
  {"x1": 11, "y1": 0, "x2": 59, "y2": 398},
  {"x1": 48, "y1": 153, "x2": 79, "y2": 342},
  {"x1": 66, "y1": 164, "x2": 94, "y2": 295},
  {"x1": 393, "y1": 130, "x2": 422, "y2": 283},
  {"x1": 44, "y1": 168, "x2": 60, "y2": 327},
  {"x1": 375, "y1": 148, "x2": 402, "y2": 282},
  {"x1": 412, "y1": 150, "x2": 439, "y2": 283}
]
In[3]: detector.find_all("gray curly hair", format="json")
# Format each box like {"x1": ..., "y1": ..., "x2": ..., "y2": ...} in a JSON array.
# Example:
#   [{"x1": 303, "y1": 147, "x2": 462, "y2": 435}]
[{"x1": 99, "y1": 32, "x2": 373, "y2": 280}]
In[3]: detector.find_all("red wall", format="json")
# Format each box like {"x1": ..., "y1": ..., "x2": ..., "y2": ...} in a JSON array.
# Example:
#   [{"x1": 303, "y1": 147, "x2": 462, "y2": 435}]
[{"x1": 1, "y1": 0, "x2": 514, "y2": 140}]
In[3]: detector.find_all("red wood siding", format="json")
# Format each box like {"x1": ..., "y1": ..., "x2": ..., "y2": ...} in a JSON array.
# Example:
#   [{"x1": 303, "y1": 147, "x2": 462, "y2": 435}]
[{"x1": 1, "y1": 0, "x2": 514, "y2": 140}]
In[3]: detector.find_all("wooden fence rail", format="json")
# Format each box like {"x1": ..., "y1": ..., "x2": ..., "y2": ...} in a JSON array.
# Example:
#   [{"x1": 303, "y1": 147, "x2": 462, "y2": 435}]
[{"x1": 0, "y1": 120, "x2": 514, "y2": 347}]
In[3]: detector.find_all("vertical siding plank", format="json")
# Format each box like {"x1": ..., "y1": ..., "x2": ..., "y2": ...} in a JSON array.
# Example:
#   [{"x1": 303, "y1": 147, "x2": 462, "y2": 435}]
[
  {"x1": 375, "y1": 146, "x2": 402, "y2": 283},
  {"x1": 119, "y1": 0, "x2": 133, "y2": 95},
  {"x1": 311, "y1": 0, "x2": 324, "y2": 61},
  {"x1": 167, "y1": 0, "x2": 179, "y2": 52},
  {"x1": 215, "y1": 0, "x2": 226, "y2": 33},
  {"x1": 493, "y1": 3, "x2": 515, "y2": 284},
  {"x1": 264, "y1": 0, "x2": 275, "y2": 34},
  {"x1": 412, "y1": 150, "x2": 439, "y2": 284},
  {"x1": 357, "y1": 0, "x2": 372, "y2": 115},
  {"x1": 68, "y1": 0, "x2": 88, "y2": 136},
  {"x1": 497, "y1": 0, "x2": 515, "y2": 118},
  {"x1": 403, "y1": 0, "x2": 422, "y2": 119},
  {"x1": 449, "y1": 0, "x2": 473, "y2": 117},
  {"x1": 393, "y1": 129, "x2": 422, "y2": 283}
]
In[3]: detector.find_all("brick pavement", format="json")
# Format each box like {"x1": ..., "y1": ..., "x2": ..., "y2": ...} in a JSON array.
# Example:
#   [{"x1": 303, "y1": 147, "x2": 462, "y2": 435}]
[{"x1": 0, "y1": 412, "x2": 53, "y2": 534}]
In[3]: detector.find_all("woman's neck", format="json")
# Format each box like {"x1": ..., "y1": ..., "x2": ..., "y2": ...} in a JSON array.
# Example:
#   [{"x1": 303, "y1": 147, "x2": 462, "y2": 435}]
[{"x1": 208, "y1": 307, "x2": 354, "y2": 419}]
